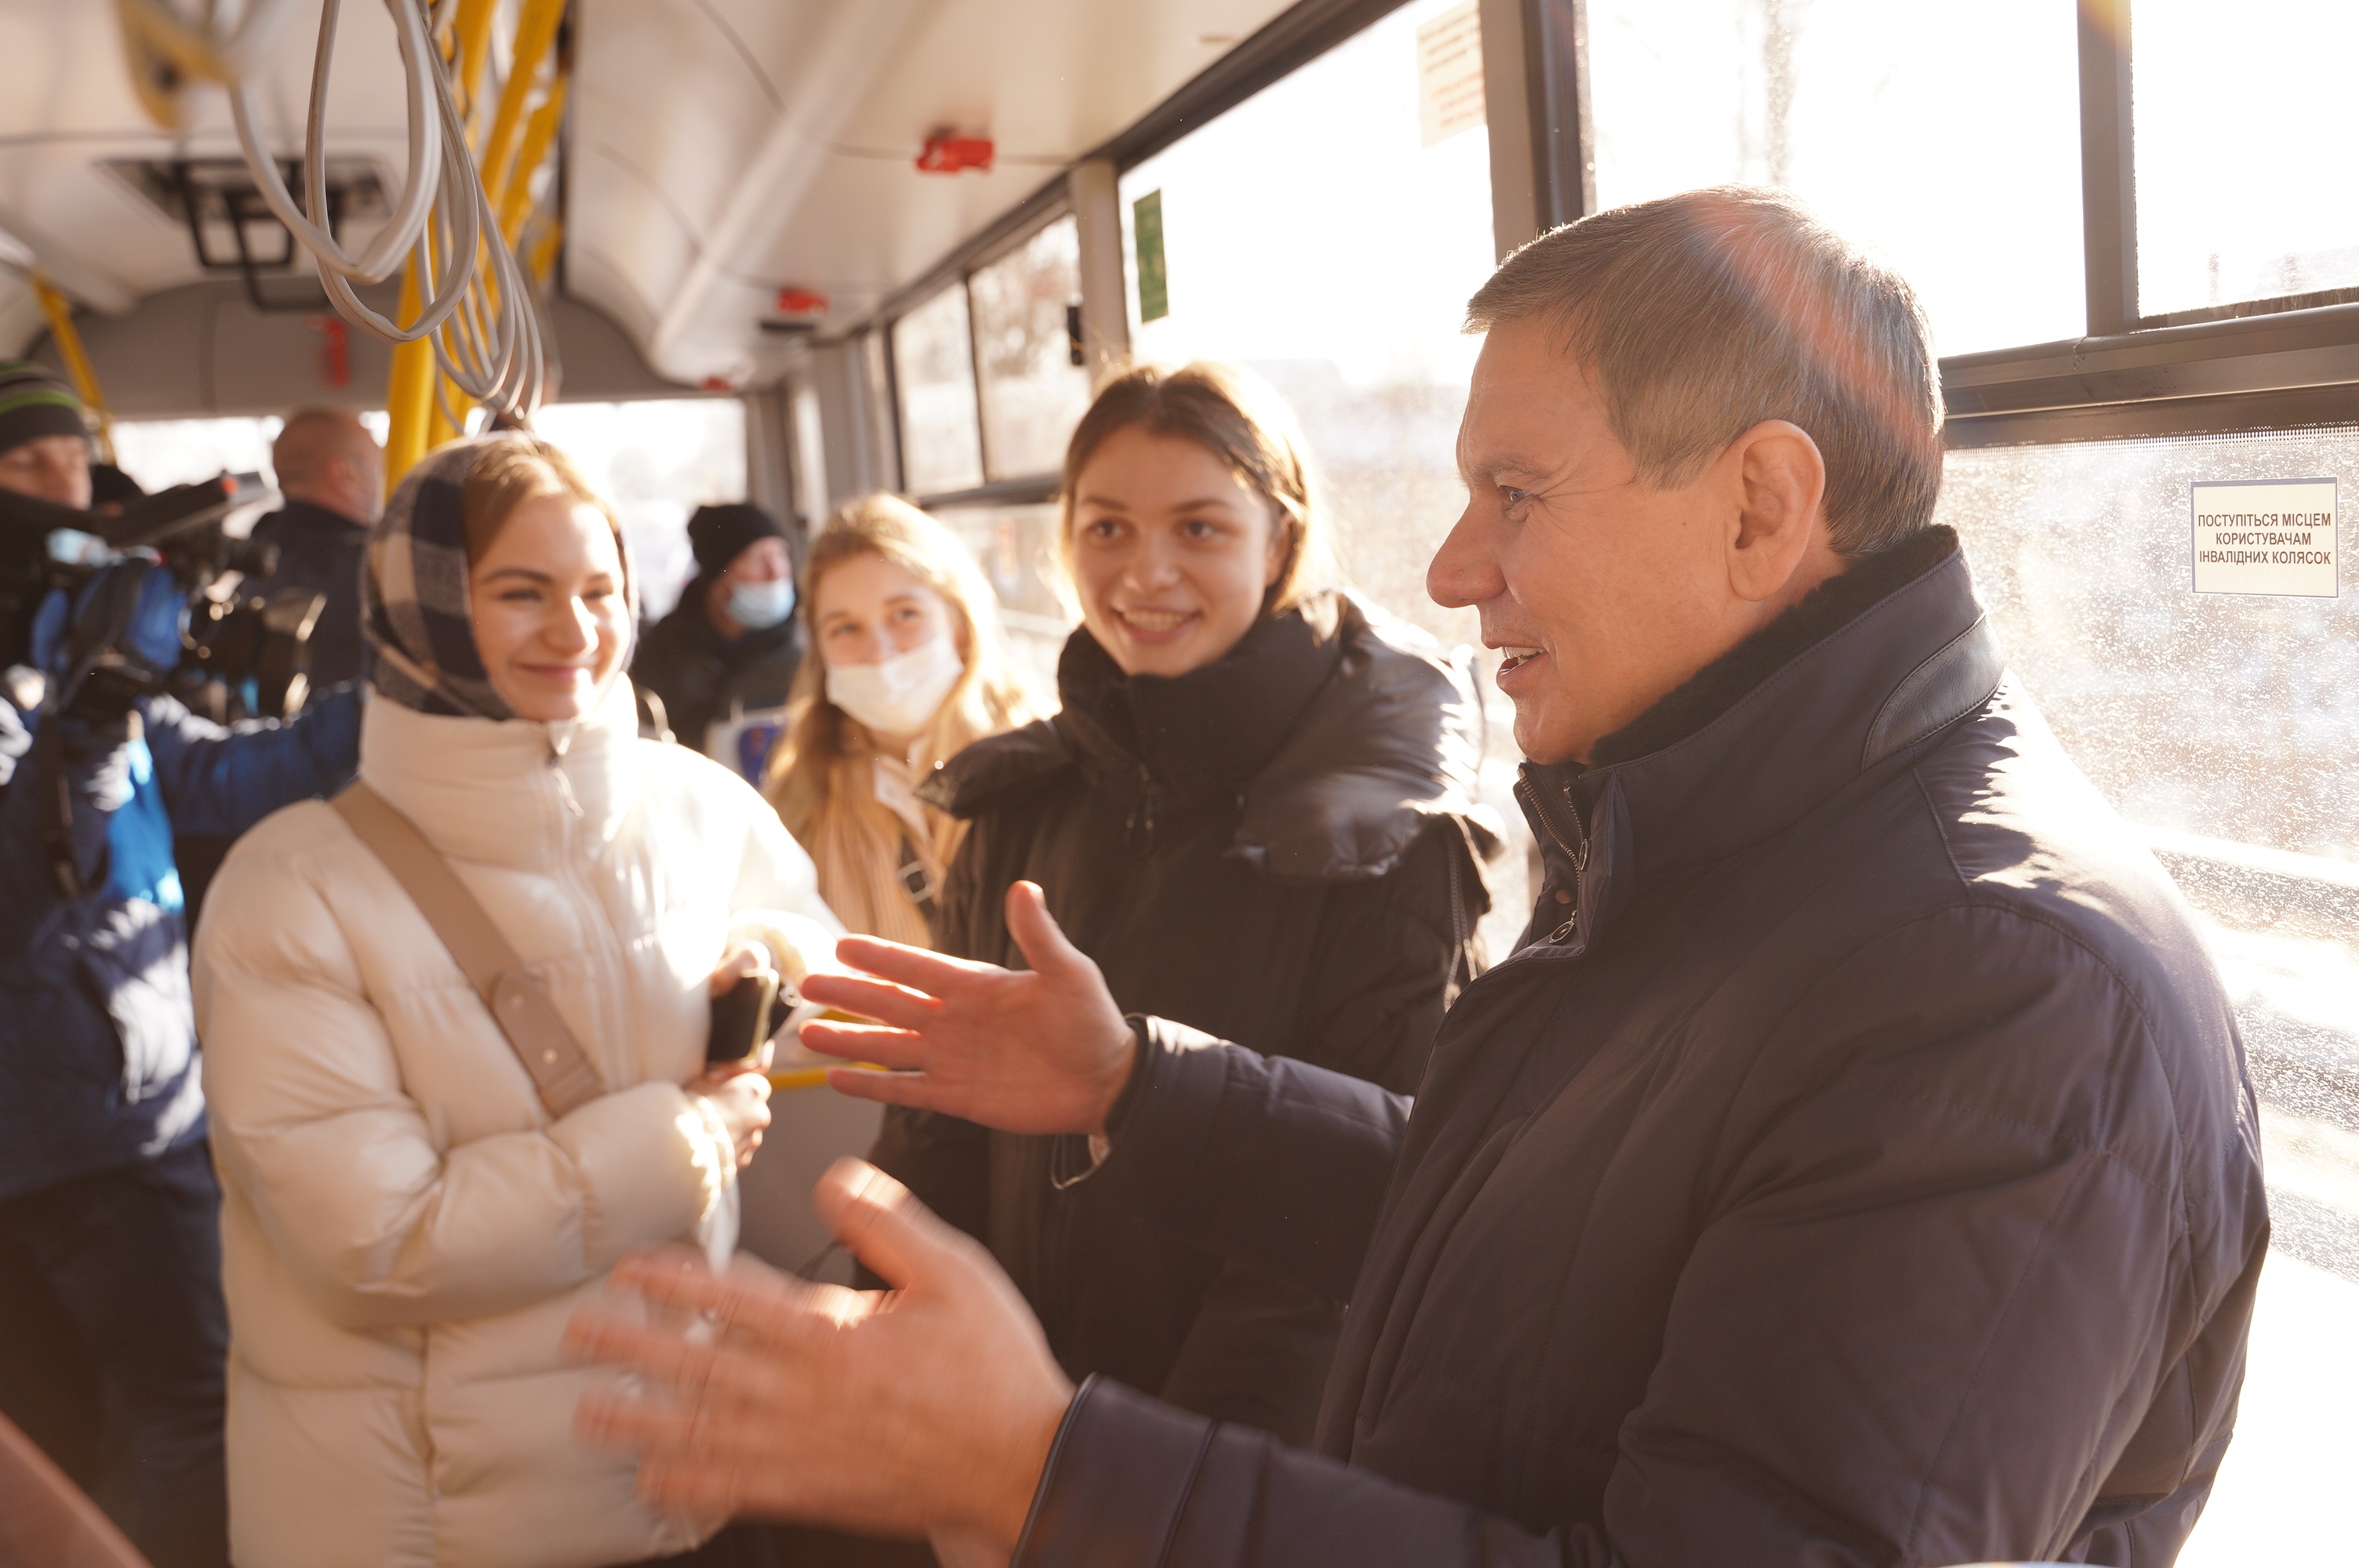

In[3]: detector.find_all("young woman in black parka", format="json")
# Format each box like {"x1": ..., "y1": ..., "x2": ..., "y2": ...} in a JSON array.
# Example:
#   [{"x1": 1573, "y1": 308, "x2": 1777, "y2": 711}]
[{"x1": 867, "y1": 361, "x2": 1497, "y2": 1446}]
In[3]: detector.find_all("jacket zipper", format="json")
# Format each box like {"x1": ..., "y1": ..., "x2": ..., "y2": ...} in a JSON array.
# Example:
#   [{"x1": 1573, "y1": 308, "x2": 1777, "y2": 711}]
[
  {"x1": 1514, "y1": 773, "x2": 1590, "y2": 945},
  {"x1": 1123, "y1": 764, "x2": 1159, "y2": 857},
  {"x1": 546, "y1": 732, "x2": 625, "y2": 1093}
]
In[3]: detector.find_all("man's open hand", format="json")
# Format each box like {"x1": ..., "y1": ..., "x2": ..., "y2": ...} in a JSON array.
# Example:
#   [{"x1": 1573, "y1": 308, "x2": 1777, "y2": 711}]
[
  {"x1": 565, "y1": 1160, "x2": 1074, "y2": 1548},
  {"x1": 796, "y1": 880, "x2": 1136, "y2": 1135}
]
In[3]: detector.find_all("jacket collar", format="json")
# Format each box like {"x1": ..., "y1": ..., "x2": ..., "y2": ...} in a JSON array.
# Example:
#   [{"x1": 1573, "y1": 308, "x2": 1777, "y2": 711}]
[
  {"x1": 1053, "y1": 597, "x2": 1343, "y2": 800},
  {"x1": 358, "y1": 674, "x2": 638, "y2": 869},
  {"x1": 266, "y1": 498, "x2": 370, "y2": 536},
  {"x1": 1514, "y1": 527, "x2": 2004, "y2": 955},
  {"x1": 924, "y1": 592, "x2": 1497, "y2": 880}
]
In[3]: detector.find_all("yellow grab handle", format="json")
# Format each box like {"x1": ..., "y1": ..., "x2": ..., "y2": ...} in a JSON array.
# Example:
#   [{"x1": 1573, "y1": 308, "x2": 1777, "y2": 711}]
[{"x1": 768, "y1": 1063, "x2": 887, "y2": 1093}]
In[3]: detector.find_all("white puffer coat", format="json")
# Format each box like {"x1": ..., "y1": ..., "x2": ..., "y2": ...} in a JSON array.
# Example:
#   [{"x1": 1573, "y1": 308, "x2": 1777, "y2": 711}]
[{"x1": 192, "y1": 680, "x2": 841, "y2": 1568}]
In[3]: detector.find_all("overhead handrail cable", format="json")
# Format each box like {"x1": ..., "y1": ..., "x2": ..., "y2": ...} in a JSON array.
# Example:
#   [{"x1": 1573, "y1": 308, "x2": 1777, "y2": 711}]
[{"x1": 106, "y1": 0, "x2": 552, "y2": 434}]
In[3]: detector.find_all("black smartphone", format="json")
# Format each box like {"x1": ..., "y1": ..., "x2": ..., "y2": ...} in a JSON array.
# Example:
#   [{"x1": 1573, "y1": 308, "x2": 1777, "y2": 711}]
[{"x1": 706, "y1": 968, "x2": 780, "y2": 1066}]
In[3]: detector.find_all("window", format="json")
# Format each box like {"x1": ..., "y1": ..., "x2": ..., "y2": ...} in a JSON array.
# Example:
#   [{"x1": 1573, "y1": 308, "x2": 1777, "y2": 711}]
[
  {"x1": 1938, "y1": 428, "x2": 2357, "y2": 864},
  {"x1": 931, "y1": 499, "x2": 1071, "y2": 688},
  {"x1": 113, "y1": 417, "x2": 286, "y2": 495},
  {"x1": 1585, "y1": 0, "x2": 2085, "y2": 354},
  {"x1": 969, "y1": 216, "x2": 1092, "y2": 481},
  {"x1": 1935, "y1": 429, "x2": 2358, "y2": 1567},
  {"x1": 2132, "y1": 0, "x2": 2359, "y2": 321},
  {"x1": 892, "y1": 285, "x2": 984, "y2": 497},
  {"x1": 531, "y1": 398, "x2": 747, "y2": 621},
  {"x1": 1117, "y1": 0, "x2": 1497, "y2": 655}
]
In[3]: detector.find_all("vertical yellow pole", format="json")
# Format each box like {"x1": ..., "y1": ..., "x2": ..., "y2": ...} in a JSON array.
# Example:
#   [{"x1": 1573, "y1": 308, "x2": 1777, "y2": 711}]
[
  {"x1": 498, "y1": 75, "x2": 568, "y2": 242},
  {"x1": 31, "y1": 275, "x2": 118, "y2": 467},
  {"x1": 383, "y1": 260, "x2": 435, "y2": 495}
]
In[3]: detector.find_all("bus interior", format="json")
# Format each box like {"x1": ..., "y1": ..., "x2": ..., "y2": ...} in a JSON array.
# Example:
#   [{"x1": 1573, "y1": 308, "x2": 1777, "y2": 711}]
[{"x1": 0, "y1": 2, "x2": 2351, "y2": 1563}]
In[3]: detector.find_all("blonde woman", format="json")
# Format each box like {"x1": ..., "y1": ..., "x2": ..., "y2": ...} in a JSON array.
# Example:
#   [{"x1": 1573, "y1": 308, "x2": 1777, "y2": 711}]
[
  {"x1": 762, "y1": 493, "x2": 1038, "y2": 946},
  {"x1": 193, "y1": 434, "x2": 840, "y2": 1568}
]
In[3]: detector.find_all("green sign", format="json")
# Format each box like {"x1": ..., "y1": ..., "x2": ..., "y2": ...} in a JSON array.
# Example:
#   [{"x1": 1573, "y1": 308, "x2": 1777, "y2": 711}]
[{"x1": 1134, "y1": 189, "x2": 1169, "y2": 323}]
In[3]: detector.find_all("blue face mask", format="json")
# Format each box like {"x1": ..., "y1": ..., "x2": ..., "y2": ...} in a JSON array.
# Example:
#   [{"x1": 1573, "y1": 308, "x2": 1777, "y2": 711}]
[{"x1": 725, "y1": 575, "x2": 794, "y2": 631}]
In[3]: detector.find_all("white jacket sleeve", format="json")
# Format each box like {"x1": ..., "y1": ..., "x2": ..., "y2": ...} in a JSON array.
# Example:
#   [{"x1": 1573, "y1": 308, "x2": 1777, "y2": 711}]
[
  {"x1": 723, "y1": 786, "x2": 847, "y2": 974},
  {"x1": 195, "y1": 833, "x2": 729, "y2": 1331}
]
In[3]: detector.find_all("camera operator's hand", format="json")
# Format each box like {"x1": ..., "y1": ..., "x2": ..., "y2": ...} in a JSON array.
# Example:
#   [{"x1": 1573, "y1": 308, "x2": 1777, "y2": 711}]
[
  {"x1": 798, "y1": 881, "x2": 1136, "y2": 1137},
  {"x1": 566, "y1": 1160, "x2": 1071, "y2": 1548}
]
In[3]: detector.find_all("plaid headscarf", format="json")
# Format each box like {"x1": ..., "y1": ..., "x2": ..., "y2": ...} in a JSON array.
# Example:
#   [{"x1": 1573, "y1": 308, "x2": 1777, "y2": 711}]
[{"x1": 362, "y1": 434, "x2": 637, "y2": 719}]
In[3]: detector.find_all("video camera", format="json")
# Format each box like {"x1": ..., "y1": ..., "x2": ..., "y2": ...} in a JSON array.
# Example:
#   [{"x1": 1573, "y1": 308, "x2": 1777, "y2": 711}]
[{"x1": 0, "y1": 474, "x2": 327, "y2": 724}]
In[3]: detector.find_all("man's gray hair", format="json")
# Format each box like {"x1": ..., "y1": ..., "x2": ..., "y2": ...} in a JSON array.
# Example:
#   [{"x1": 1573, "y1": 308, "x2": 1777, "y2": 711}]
[{"x1": 1465, "y1": 187, "x2": 1943, "y2": 555}]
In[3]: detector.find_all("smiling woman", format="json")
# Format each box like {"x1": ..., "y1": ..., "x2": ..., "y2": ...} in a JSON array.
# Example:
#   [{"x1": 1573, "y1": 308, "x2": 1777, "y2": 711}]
[
  {"x1": 861, "y1": 359, "x2": 1500, "y2": 1502},
  {"x1": 1060, "y1": 363, "x2": 1320, "y2": 679},
  {"x1": 458, "y1": 445, "x2": 635, "y2": 725},
  {"x1": 188, "y1": 433, "x2": 845, "y2": 1568}
]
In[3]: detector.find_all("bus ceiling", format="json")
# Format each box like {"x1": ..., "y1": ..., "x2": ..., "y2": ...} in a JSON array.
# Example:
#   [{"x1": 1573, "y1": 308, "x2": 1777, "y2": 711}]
[{"x1": 0, "y1": 0, "x2": 1307, "y2": 405}]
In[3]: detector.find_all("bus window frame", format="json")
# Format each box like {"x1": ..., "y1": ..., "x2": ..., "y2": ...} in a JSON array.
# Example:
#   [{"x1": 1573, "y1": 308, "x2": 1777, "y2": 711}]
[{"x1": 852, "y1": 0, "x2": 2358, "y2": 502}]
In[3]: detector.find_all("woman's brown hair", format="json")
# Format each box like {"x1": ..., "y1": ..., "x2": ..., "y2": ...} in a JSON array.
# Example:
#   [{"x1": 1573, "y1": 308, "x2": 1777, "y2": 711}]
[
  {"x1": 1059, "y1": 361, "x2": 1326, "y2": 612},
  {"x1": 456, "y1": 437, "x2": 627, "y2": 572}
]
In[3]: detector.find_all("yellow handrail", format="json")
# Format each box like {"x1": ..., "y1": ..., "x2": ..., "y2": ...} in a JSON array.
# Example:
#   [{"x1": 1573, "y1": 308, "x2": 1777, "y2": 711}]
[
  {"x1": 383, "y1": 261, "x2": 435, "y2": 495},
  {"x1": 498, "y1": 74, "x2": 569, "y2": 243},
  {"x1": 31, "y1": 274, "x2": 117, "y2": 468},
  {"x1": 478, "y1": 0, "x2": 567, "y2": 203},
  {"x1": 383, "y1": 0, "x2": 570, "y2": 490}
]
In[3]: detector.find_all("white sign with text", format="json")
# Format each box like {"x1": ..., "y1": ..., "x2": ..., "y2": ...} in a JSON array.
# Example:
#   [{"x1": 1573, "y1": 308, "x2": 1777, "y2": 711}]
[
  {"x1": 2190, "y1": 477, "x2": 2338, "y2": 597},
  {"x1": 1417, "y1": 1, "x2": 1485, "y2": 147}
]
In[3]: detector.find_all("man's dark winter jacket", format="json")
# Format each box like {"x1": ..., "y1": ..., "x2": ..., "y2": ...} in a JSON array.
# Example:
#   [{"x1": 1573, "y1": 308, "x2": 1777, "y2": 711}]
[
  {"x1": 0, "y1": 688, "x2": 360, "y2": 1200},
  {"x1": 250, "y1": 499, "x2": 371, "y2": 689},
  {"x1": 630, "y1": 590, "x2": 803, "y2": 760},
  {"x1": 1011, "y1": 531, "x2": 2268, "y2": 1568},
  {"x1": 874, "y1": 592, "x2": 1498, "y2": 1445}
]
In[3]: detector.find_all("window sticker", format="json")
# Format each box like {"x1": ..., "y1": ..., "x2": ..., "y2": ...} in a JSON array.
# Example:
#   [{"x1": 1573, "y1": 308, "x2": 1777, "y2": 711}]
[
  {"x1": 2191, "y1": 477, "x2": 2338, "y2": 598},
  {"x1": 1133, "y1": 189, "x2": 1169, "y2": 323}
]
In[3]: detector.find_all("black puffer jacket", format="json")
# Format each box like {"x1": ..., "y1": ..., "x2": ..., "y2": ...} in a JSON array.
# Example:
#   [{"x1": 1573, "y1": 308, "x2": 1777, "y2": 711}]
[
  {"x1": 1010, "y1": 530, "x2": 2269, "y2": 1568},
  {"x1": 872, "y1": 590, "x2": 1497, "y2": 1444}
]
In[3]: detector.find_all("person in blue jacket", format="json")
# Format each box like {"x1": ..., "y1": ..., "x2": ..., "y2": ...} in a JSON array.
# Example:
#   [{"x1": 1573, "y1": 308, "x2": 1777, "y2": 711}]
[{"x1": 0, "y1": 362, "x2": 361, "y2": 1568}]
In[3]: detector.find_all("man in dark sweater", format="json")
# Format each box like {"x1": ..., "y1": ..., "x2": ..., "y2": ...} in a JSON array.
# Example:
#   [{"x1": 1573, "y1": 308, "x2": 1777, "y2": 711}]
[
  {"x1": 565, "y1": 191, "x2": 2265, "y2": 1568},
  {"x1": 248, "y1": 407, "x2": 383, "y2": 691}
]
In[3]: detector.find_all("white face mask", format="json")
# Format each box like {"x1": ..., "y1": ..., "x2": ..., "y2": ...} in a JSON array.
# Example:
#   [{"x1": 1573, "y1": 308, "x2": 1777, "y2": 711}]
[{"x1": 826, "y1": 633, "x2": 964, "y2": 739}]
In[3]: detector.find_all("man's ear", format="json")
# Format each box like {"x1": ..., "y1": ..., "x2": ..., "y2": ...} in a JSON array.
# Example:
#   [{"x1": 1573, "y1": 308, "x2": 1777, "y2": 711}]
[{"x1": 1725, "y1": 419, "x2": 1830, "y2": 605}]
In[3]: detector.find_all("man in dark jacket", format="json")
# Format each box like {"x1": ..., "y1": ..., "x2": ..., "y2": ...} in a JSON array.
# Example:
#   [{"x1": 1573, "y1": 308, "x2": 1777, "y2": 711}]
[
  {"x1": 0, "y1": 372, "x2": 361, "y2": 1568},
  {"x1": 565, "y1": 191, "x2": 2266, "y2": 1568},
  {"x1": 248, "y1": 406, "x2": 384, "y2": 691},
  {"x1": 631, "y1": 501, "x2": 802, "y2": 775}
]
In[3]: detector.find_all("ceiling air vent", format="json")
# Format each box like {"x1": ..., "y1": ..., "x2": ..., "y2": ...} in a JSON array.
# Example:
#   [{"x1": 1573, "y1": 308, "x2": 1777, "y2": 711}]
[{"x1": 104, "y1": 157, "x2": 391, "y2": 311}]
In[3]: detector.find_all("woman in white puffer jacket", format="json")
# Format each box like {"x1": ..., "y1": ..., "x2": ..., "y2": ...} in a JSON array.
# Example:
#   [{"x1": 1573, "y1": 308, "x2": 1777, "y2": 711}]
[{"x1": 193, "y1": 435, "x2": 839, "y2": 1568}]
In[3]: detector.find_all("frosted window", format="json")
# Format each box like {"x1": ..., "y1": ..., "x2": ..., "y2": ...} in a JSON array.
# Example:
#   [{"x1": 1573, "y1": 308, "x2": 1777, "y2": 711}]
[
  {"x1": 532, "y1": 398, "x2": 747, "y2": 621},
  {"x1": 1587, "y1": 0, "x2": 2085, "y2": 354},
  {"x1": 1944, "y1": 430, "x2": 2359, "y2": 1566},
  {"x1": 1936, "y1": 427, "x2": 2357, "y2": 863},
  {"x1": 892, "y1": 285, "x2": 984, "y2": 497},
  {"x1": 969, "y1": 217, "x2": 1092, "y2": 481},
  {"x1": 2132, "y1": 0, "x2": 2359, "y2": 320}
]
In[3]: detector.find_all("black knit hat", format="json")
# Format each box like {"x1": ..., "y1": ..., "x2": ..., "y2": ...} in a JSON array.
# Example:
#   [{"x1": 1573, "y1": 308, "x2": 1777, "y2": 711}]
[
  {"x1": 685, "y1": 502, "x2": 785, "y2": 577},
  {"x1": 0, "y1": 361, "x2": 92, "y2": 458}
]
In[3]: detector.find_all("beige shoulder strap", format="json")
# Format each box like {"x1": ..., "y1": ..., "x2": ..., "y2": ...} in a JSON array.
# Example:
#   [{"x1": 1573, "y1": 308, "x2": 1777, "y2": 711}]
[{"x1": 330, "y1": 782, "x2": 606, "y2": 1119}]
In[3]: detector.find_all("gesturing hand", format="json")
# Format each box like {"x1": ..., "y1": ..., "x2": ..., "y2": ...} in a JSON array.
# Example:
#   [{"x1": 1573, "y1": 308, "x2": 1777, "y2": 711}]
[
  {"x1": 565, "y1": 1160, "x2": 1074, "y2": 1548},
  {"x1": 797, "y1": 880, "x2": 1135, "y2": 1136}
]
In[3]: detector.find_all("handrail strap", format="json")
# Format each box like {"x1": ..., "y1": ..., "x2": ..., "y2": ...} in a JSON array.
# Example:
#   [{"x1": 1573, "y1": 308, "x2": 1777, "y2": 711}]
[{"x1": 329, "y1": 782, "x2": 605, "y2": 1118}]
